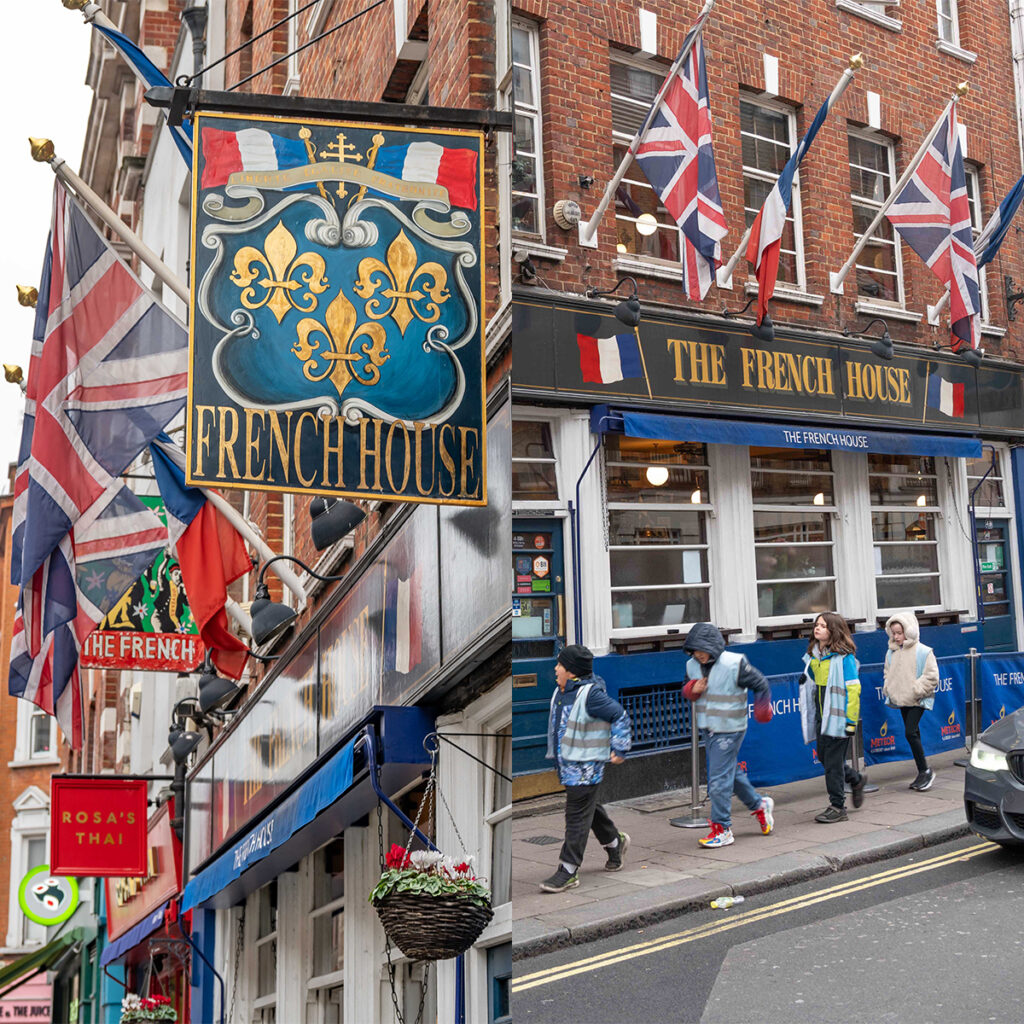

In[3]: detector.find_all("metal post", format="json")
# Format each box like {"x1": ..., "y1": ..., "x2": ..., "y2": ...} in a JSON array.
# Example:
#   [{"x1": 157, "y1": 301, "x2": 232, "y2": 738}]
[
  {"x1": 967, "y1": 646, "x2": 980, "y2": 748},
  {"x1": 670, "y1": 705, "x2": 706, "y2": 828}
]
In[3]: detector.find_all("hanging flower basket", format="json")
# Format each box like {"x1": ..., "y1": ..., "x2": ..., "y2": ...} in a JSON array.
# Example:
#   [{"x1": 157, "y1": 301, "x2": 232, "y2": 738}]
[
  {"x1": 120, "y1": 994, "x2": 177, "y2": 1023},
  {"x1": 370, "y1": 846, "x2": 494, "y2": 961}
]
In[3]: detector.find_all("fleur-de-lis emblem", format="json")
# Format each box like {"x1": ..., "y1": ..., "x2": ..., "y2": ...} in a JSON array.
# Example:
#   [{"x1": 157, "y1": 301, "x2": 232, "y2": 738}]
[
  {"x1": 354, "y1": 230, "x2": 449, "y2": 335},
  {"x1": 292, "y1": 291, "x2": 390, "y2": 399},
  {"x1": 231, "y1": 220, "x2": 329, "y2": 324}
]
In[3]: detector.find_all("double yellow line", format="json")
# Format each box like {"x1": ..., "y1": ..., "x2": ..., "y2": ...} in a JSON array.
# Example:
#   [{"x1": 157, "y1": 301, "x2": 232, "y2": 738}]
[{"x1": 513, "y1": 841, "x2": 992, "y2": 992}]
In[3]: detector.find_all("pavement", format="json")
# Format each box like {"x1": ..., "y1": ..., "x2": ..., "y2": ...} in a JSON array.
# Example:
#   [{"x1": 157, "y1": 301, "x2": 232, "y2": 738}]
[{"x1": 512, "y1": 748, "x2": 973, "y2": 959}]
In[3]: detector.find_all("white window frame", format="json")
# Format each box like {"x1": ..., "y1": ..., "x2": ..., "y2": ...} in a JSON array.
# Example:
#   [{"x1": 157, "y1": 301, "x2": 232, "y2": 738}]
[
  {"x1": 966, "y1": 446, "x2": 1007, "y2": 515},
  {"x1": 306, "y1": 843, "x2": 345, "y2": 997},
  {"x1": 834, "y1": 0, "x2": 902, "y2": 34},
  {"x1": 868, "y1": 454, "x2": 946, "y2": 614},
  {"x1": 511, "y1": 19, "x2": 544, "y2": 239},
  {"x1": 5, "y1": 787, "x2": 51, "y2": 950},
  {"x1": 936, "y1": 0, "x2": 959, "y2": 45},
  {"x1": 964, "y1": 166, "x2": 990, "y2": 322},
  {"x1": 750, "y1": 450, "x2": 839, "y2": 625},
  {"x1": 740, "y1": 95, "x2": 807, "y2": 293},
  {"x1": 604, "y1": 437, "x2": 713, "y2": 637},
  {"x1": 282, "y1": 1, "x2": 301, "y2": 96},
  {"x1": 10, "y1": 701, "x2": 58, "y2": 767},
  {"x1": 609, "y1": 51, "x2": 682, "y2": 268},
  {"x1": 248, "y1": 882, "x2": 278, "y2": 1018},
  {"x1": 512, "y1": 415, "x2": 560, "y2": 509},
  {"x1": 848, "y1": 128, "x2": 906, "y2": 311}
]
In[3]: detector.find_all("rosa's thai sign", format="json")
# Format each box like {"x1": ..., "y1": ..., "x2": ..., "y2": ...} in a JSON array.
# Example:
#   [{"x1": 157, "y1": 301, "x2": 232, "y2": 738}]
[
  {"x1": 187, "y1": 111, "x2": 486, "y2": 505},
  {"x1": 51, "y1": 778, "x2": 148, "y2": 876}
]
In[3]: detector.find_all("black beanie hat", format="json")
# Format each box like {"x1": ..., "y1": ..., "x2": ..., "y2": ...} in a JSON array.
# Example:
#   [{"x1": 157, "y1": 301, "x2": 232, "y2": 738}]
[{"x1": 557, "y1": 644, "x2": 593, "y2": 678}]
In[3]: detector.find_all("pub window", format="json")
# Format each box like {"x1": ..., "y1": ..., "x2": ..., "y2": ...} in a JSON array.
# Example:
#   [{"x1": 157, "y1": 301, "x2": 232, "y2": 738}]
[
  {"x1": 512, "y1": 20, "x2": 544, "y2": 235},
  {"x1": 512, "y1": 419, "x2": 558, "y2": 502},
  {"x1": 486, "y1": 726, "x2": 513, "y2": 908},
  {"x1": 966, "y1": 450, "x2": 1004, "y2": 509},
  {"x1": 751, "y1": 447, "x2": 837, "y2": 619},
  {"x1": 307, "y1": 840, "x2": 344, "y2": 1018},
  {"x1": 252, "y1": 880, "x2": 278, "y2": 1022},
  {"x1": 610, "y1": 55, "x2": 680, "y2": 262},
  {"x1": 964, "y1": 166, "x2": 990, "y2": 321},
  {"x1": 869, "y1": 453, "x2": 942, "y2": 609},
  {"x1": 604, "y1": 436, "x2": 711, "y2": 630},
  {"x1": 936, "y1": 0, "x2": 960, "y2": 44},
  {"x1": 741, "y1": 97, "x2": 803, "y2": 289},
  {"x1": 848, "y1": 130, "x2": 904, "y2": 304},
  {"x1": 30, "y1": 707, "x2": 53, "y2": 757}
]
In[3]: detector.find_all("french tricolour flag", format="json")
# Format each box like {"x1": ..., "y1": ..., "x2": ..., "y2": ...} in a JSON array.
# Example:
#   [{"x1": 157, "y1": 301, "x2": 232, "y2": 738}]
[
  {"x1": 384, "y1": 571, "x2": 422, "y2": 675},
  {"x1": 576, "y1": 332, "x2": 643, "y2": 385},
  {"x1": 746, "y1": 90, "x2": 836, "y2": 325},
  {"x1": 374, "y1": 142, "x2": 478, "y2": 210},
  {"x1": 926, "y1": 374, "x2": 965, "y2": 418},
  {"x1": 201, "y1": 127, "x2": 308, "y2": 190}
]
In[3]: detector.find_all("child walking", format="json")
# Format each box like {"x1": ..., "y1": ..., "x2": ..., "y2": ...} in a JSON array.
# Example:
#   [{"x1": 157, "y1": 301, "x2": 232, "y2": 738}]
[
  {"x1": 801, "y1": 612, "x2": 865, "y2": 822},
  {"x1": 682, "y1": 622, "x2": 774, "y2": 849},
  {"x1": 882, "y1": 611, "x2": 940, "y2": 790}
]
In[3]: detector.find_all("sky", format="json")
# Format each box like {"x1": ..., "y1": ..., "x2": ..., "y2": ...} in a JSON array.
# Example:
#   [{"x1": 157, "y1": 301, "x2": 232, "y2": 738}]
[{"x1": 0, "y1": 5, "x2": 92, "y2": 487}]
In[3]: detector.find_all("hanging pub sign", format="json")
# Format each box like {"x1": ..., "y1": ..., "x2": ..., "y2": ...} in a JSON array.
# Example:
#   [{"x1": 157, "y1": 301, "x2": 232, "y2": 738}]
[
  {"x1": 187, "y1": 110, "x2": 486, "y2": 505},
  {"x1": 50, "y1": 778, "x2": 148, "y2": 876},
  {"x1": 80, "y1": 496, "x2": 204, "y2": 673}
]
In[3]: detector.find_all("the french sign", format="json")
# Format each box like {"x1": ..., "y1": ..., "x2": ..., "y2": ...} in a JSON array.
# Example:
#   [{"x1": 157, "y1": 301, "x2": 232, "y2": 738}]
[
  {"x1": 187, "y1": 110, "x2": 486, "y2": 504},
  {"x1": 50, "y1": 778, "x2": 148, "y2": 877}
]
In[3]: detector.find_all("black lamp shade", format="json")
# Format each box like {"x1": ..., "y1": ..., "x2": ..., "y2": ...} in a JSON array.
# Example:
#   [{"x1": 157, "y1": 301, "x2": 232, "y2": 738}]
[
  {"x1": 749, "y1": 311, "x2": 775, "y2": 343},
  {"x1": 614, "y1": 296, "x2": 641, "y2": 328},
  {"x1": 250, "y1": 582, "x2": 298, "y2": 646},
  {"x1": 169, "y1": 727, "x2": 202, "y2": 763},
  {"x1": 198, "y1": 671, "x2": 242, "y2": 714},
  {"x1": 310, "y1": 497, "x2": 366, "y2": 550},
  {"x1": 959, "y1": 346, "x2": 982, "y2": 368},
  {"x1": 870, "y1": 335, "x2": 894, "y2": 360}
]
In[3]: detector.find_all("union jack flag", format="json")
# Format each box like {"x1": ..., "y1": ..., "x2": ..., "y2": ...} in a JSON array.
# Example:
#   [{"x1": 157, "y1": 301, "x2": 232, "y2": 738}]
[
  {"x1": 9, "y1": 183, "x2": 188, "y2": 747},
  {"x1": 634, "y1": 28, "x2": 727, "y2": 300},
  {"x1": 886, "y1": 103, "x2": 980, "y2": 355}
]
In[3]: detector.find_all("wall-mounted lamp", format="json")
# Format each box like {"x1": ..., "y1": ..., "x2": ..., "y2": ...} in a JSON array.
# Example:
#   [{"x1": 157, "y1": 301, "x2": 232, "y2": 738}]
[
  {"x1": 309, "y1": 496, "x2": 365, "y2": 551},
  {"x1": 722, "y1": 297, "x2": 775, "y2": 342},
  {"x1": 578, "y1": 174, "x2": 595, "y2": 190},
  {"x1": 513, "y1": 249, "x2": 537, "y2": 284},
  {"x1": 585, "y1": 276, "x2": 641, "y2": 328},
  {"x1": 250, "y1": 556, "x2": 346, "y2": 647},
  {"x1": 1005, "y1": 275, "x2": 1024, "y2": 321},
  {"x1": 196, "y1": 656, "x2": 244, "y2": 716},
  {"x1": 843, "y1": 317, "x2": 893, "y2": 361},
  {"x1": 168, "y1": 698, "x2": 204, "y2": 764},
  {"x1": 955, "y1": 342, "x2": 983, "y2": 368}
]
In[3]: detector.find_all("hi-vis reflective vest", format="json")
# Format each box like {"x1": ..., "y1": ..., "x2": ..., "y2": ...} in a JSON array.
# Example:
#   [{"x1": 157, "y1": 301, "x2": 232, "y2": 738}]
[
  {"x1": 687, "y1": 650, "x2": 748, "y2": 733},
  {"x1": 556, "y1": 683, "x2": 612, "y2": 762}
]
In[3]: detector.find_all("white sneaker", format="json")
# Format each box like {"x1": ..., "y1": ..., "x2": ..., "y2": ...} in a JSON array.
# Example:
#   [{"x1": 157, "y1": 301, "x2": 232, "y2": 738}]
[
  {"x1": 753, "y1": 795, "x2": 775, "y2": 834},
  {"x1": 699, "y1": 823, "x2": 735, "y2": 848}
]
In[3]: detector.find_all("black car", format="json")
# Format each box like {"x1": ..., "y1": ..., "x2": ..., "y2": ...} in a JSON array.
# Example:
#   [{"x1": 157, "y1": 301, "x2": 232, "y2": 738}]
[{"x1": 964, "y1": 709, "x2": 1024, "y2": 847}]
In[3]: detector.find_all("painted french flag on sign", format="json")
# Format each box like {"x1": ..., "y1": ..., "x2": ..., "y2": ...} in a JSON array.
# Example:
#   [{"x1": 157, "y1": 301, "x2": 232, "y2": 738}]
[
  {"x1": 926, "y1": 373, "x2": 965, "y2": 418},
  {"x1": 374, "y1": 142, "x2": 478, "y2": 210},
  {"x1": 384, "y1": 571, "x2": 422, "y2": 675},
  {"x1": 201, "y1": 127, "x2": 309, "y2": 189},
  {"x1": 576, "y1": 332, "x2": 643, "y2": 385}
]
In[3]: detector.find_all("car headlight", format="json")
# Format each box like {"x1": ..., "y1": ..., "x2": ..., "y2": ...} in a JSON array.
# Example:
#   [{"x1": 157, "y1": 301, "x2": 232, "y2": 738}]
[{"x1": 970, "y1": 740, "x2": 1010, "y2": 772}]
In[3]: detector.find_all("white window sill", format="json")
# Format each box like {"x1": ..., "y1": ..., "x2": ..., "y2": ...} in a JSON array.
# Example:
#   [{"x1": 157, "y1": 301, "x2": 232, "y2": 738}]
[
  {"x1": 7, "y1": 758, "x2": 61, "y2": 769},
  {"x1": 980, "y1": 322, "x2": 1007, "y2": 338},
  {"x1": 834, "y1": 0, "x2": 902, "y2": 32},
  {"x1": 936, "y1": 39, "x2": 977, "y2": 63},
  {"x1": 743, "y1": 281, "x2": 825, "y2": 308},
  {"x1": 511, "y1": 239, "x2": 568, "y2": 263},
  {"x1": 613, "y1": 256, "x2": 683, "y2": 283},
  {"x1": 853, "y1": 300, "x2": 922, "y2": 323}
]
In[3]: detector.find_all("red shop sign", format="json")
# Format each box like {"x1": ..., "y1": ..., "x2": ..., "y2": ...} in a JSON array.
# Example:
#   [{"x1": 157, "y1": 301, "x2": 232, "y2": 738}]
[{"x1": 51, "y1": 778, "x2": 148, "y2": 876}]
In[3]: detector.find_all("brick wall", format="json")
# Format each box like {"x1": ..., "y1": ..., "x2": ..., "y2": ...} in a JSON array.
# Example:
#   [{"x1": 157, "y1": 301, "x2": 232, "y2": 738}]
[{"x1": 514, "y1": 0, "x2": 1024, "y2": 361}]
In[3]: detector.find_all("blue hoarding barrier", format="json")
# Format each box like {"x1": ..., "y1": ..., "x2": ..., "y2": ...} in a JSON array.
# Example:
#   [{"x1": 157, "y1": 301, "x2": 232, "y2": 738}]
[{"x1": 977, "y1": 654, "x2": 1024, "y2": 731}]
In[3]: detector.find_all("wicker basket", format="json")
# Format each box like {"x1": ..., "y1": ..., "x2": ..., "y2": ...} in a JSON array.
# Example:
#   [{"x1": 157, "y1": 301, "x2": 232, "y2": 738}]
[{"x1": 373, "y1": 891, "x2": 494, "y2": 961}]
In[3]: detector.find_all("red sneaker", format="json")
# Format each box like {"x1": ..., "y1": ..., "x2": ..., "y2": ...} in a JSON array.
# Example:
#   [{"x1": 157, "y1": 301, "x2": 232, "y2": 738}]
[{"x1": 698, "y1": 821, "x2": 735, "y2": 848}]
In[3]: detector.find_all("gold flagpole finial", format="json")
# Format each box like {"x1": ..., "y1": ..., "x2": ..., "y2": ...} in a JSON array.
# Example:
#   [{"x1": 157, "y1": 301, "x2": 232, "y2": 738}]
[
  {"x1": 956, "y1": 81, "x2": 970, "y2": 98},
  {"x1": 62, "y1": 0, "x2": 90, "y2": 10},
  {"x1": 849, "y1": 53, "x2": 864, "y2": 70},
  {"x1": 4, "y1": 365, "x2": 25, "y2": 386},
  {"x1": 29, "y1": 138, "x2": 55, "y2": 162},
  {"x1": 16, "y1": 285, "x2": 38, "y2": 308}
]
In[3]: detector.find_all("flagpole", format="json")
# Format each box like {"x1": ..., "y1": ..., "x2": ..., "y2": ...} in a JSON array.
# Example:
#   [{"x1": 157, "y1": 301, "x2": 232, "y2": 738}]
[
  {"x1": 578, "y1": 0, "x2": 716, "y2": 249},
  {"x1": 29, "y1": 138, "x2": 190, "y2": 304},
  {"x1": 829, "y1": 85, "x2": 968, "y2": 294},
  {"x1": 718, "y1": 54, "x2": 864, "y2": 289},
  {"x1": 70, "y1": 1, "x2": 120, "y2": 33}
]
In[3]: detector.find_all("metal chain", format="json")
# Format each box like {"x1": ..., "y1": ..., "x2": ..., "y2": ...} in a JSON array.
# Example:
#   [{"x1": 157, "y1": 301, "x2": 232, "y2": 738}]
[{"x1": 229, "y1": 906, "x2": 244, "y2": 1024}]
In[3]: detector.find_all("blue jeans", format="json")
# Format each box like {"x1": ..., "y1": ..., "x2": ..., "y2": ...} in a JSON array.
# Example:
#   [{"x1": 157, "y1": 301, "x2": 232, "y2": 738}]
[{"x1": 704, "y1": 729, "x2": 762, "y2": 829}]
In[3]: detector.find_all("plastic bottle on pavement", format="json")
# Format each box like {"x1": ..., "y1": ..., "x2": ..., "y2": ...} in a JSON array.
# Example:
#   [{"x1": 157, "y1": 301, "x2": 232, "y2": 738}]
[{"x1": 710, "y1": 895, "x2": 745, "y2": 909}]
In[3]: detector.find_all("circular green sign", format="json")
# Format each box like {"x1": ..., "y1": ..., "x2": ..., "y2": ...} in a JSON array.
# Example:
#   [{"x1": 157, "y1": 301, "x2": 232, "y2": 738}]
[{"x1": 18, "y1": 865, "x2": 79, "y2": 926}]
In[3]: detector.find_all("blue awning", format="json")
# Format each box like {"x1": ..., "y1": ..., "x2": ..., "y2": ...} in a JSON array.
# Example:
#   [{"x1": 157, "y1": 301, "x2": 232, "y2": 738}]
[
  {"x1": 592, "y1": 407, "x2": 983, "y2": 458},
  {"x1": 181, "y1": 738, "x2": 354, "y2": 914},
  {"x1": 100, "y1": 902, "x2": 169, "y2": 966}
]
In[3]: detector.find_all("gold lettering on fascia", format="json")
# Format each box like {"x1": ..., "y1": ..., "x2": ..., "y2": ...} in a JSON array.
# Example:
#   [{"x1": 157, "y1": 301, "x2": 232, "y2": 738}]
[
  {"x1": 192, "y1": 408, "x2": 482, "y2": 497},
  {"x1": 844, "y1": 361, "x2": 912, "y2": 405}
]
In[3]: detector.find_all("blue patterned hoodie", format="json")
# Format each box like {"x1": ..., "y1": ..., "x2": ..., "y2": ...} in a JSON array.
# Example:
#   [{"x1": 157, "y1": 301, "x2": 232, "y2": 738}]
[{"x1": 546, "y1": 674, "x2": 632, "y2": 786}]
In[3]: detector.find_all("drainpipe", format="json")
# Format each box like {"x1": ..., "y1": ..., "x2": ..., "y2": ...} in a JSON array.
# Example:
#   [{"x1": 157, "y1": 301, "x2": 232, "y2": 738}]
[{"x1": 1010, "y1": 0, "x2": 1024, "y2": 170}]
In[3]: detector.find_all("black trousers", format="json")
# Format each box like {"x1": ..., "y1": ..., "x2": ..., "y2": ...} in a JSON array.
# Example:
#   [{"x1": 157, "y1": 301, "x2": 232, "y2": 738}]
[
  {"x1": 900, "y1": 706, "x2": 928, "y2": 771},
  {"x1": 559, "y1": 784, "x2": 620, "y2": 869},
  {"x1": 816, "y1": 709, "x2": 862, "y2": 809}
]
